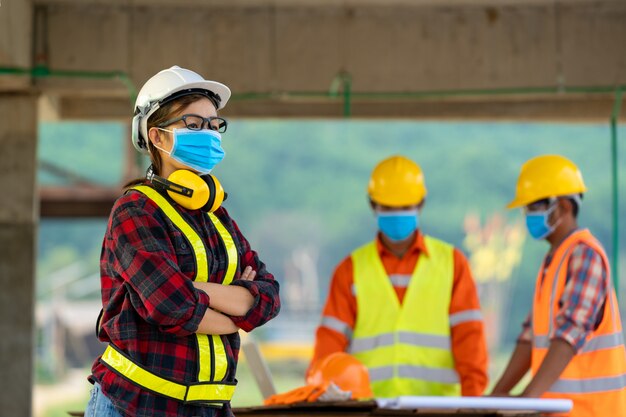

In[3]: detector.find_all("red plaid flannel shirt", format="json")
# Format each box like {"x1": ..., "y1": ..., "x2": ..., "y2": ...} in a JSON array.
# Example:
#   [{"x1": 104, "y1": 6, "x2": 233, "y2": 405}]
[{"x1": 89, "y1": 187, "x2": 281, "y2": 417}]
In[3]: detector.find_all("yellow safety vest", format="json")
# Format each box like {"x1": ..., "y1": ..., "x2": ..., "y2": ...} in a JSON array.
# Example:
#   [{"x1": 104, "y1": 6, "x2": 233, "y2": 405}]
[
  {"x1": 100, "y1": 185, "x2": 239, "y2": 405},
  {"x1": 350, "y1": 235, "x2": 460, "y2": 397}
]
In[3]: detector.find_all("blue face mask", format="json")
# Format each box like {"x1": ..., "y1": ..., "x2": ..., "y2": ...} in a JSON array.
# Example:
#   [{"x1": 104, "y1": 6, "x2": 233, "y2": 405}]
[
  {"x1": 156, "y1": 128, "x2": 225, "y2": 174},
  {"x1": 377, "y1": 210, "x2": 419, "y2": 242},
  {"x1": 525, "y1": 203, "x2": 558, "y2": 240}
]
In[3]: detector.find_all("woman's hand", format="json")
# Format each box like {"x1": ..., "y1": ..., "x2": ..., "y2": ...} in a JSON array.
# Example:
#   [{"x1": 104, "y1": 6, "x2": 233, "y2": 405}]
[{"x1": 240, "y1": 266, "x2": 256, "y2": 281}]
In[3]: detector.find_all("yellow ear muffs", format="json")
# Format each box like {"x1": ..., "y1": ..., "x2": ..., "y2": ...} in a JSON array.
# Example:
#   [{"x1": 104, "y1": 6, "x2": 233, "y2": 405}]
[
  {"x1": 200, "y1": 174, "x2": 225, "y2": 213},
  {"x1": 165, "y1": 170, "x2": 210, "y2": 210},
  {"x1": 148, "y1": 168, "x2": 226, "y2": 212}
]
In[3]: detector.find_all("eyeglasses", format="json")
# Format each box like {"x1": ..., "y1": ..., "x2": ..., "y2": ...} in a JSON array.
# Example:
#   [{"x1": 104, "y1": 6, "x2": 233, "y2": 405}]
[
  {"x1": 158, "y1": 114, "x2": 228, "y2": 133},
  {"x1": 523, "y1": 197, "x2": 556, "y2": 214}
]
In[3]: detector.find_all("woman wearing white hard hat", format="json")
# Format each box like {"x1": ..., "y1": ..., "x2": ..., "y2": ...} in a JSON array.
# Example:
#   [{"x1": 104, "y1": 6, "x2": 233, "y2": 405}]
[{"x1": 85, "y1": 66, "x2": 281, "y2": 417}]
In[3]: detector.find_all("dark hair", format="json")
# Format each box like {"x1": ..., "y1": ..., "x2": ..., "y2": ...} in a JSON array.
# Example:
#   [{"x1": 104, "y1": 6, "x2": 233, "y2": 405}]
[{"x1": 124, "y1": 94, "x2": 213, "y2": 190}]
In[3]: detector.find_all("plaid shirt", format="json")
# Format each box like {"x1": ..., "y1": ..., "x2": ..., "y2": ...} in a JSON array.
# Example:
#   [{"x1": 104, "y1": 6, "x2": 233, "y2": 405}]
[
  {"x1": 518, "y1": 239, "x2": 607, "y2": 352},
  {"x1": 89, "y1": 187, "x2": 281, "y2": 417}
]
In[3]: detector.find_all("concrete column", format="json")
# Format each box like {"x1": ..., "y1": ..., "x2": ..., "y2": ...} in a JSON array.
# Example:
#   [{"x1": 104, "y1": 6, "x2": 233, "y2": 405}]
[{"x1": 0, "y1": 93, "x2": 38, "y2": 416}]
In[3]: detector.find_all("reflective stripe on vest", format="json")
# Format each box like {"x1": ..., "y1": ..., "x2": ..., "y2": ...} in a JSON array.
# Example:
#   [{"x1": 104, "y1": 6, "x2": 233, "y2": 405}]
[
  {"x1": 550, "y1": 373, "x2": 626, "y2": 394},
  {"x1": 350, "y1": 236, "x2": 460, "y2": 397},
  {"x1": 101, "y1": 344, "x2": 236, "y2": 404},
  {"x1": 369, "y1": 364, "x2": 460, "y2": 385},
  {"x1": 101, "y1": 185, "x2": 239, "y2": 403},
  {"x1": 531, "y1": 229, "x2": 626, "y2": 415},
  {"x1": 534, "y1": 332, "x2": 625, "y2": 353}
]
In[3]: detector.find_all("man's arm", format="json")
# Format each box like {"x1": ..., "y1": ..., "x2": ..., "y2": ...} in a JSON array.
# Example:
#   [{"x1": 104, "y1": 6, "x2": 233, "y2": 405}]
[
  {"x1": 490, "y1": 310, "x2": 533, "y2": 395},
  {"x1": 521, "y1": 339, "x2": 575, "y2": 397},
  {"x1": 491, "y1": 341, "x2": 532, "y2": 395},
  {"x1": 449, "y1": 249, "x2": 489, "y2": 396}
]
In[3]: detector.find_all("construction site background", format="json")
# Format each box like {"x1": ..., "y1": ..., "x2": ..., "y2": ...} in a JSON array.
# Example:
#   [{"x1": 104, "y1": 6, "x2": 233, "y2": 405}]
[{"x1": 33, "y1": 119, "x2": 626, "y2": 416}]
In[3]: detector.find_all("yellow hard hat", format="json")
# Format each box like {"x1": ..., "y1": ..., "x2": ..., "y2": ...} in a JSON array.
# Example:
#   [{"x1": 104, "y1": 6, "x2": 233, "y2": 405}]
[
  {"x1": 507, "y1": 155, "x2": 587, "y2": 209},
  {"x1": 368, "y1": 155, "x2": 427, "y2": 207}
]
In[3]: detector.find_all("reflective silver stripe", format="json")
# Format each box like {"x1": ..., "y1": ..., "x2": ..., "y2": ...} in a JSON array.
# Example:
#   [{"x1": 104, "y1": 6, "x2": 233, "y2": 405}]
[
  {"x1": 449, "y1": 310, "x2": 483, "y2": 327},
  {"x1": 351, "y1": 332, "x2": 451, "y2": 353},
  {"x1": 369, "y1": 365, "x2": 459, "y2": 385},
  {"x1": 350, "y1": 333, "x2": 395, "y2": 353},
  {"x1": 398, "y1": 365, "x2": 460, "y2": 384},
  {"x1": 389, "y1": 274, "x2": 411, "y2": 288},
  {"x1": 549, "y1": 373, "x2": 626, "y2": 394},
  {"x1": 320, "y1": 316, "x2": 353, "y2": 340},
  {"x1": 351, "y1": 284, "x2": 356, "y2": 296},
  {"x1": 581, "y1": 333, "x2": 625, "y2": 353},
  {"x1": 534, "y1": 332, "x2": 624, "y2": 353},
  {"x1": 369, "y1": 366, "x2": 394, "y2": 381},
  {"x1": 398, "y1": 332, "x2": 451, "y2": 350}
]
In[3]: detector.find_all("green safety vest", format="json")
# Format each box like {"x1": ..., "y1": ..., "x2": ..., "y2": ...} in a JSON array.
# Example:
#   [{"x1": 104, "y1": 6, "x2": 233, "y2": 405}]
[
  {"x1": 350, "y1": 235, "x2": 461, "y2": 397},
  {"x1": 100, "y1": 185, "x2": 239, "y2": 405}
]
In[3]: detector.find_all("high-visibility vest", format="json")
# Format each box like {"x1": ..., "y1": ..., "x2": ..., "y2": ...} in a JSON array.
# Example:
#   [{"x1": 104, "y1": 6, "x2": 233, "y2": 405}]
[
  {"x1": 531, "y1": 229, "x2": 626, "y2": 417},
  {"x1": 100, "y1": 185, "x2": 239, "y2": 405},
  {"x1": 350, "y1": 235, "x2": 461, "y2": 397}
]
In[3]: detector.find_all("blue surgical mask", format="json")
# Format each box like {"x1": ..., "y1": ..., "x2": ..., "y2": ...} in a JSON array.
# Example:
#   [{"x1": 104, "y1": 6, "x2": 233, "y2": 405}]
[
  {"x1": 377, "y1": 210, "x2": 419, "y2": 242},
  {"x1": 156, "y1": 128, "x2": 225, "y2": 174},
  {"x1": 525, "y1": 203, "x2": 558, "y2": 240}
]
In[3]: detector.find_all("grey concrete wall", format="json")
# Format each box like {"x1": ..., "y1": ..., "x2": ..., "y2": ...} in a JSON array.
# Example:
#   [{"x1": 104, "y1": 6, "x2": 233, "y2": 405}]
[
  {"x1": 0, "y1": 93, "x2": 38, "y2": 417},
  {"x1": 27, "y1": 0, "x2": 626, "y2": 118},
  {"x1": 37, "y1": 1, "x2": 626, "y2": 92}
]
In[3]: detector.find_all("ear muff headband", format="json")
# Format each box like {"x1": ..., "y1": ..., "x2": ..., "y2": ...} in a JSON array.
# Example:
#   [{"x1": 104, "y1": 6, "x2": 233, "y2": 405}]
[{"x1": 150, "y1": 175, "x2": 194, "y2": 198}]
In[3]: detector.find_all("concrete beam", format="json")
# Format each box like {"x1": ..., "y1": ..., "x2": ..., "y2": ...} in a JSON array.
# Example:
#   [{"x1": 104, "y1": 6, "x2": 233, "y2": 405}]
[
  {"x1": 40, "y1": 186, "x2": 120, "y2": 217},
  {"x1": 20, "y1": 0, "x2": 625, "y2": 121},
  {"x1": 52, "y1": 93, "x2": 626, "y2": 122}
]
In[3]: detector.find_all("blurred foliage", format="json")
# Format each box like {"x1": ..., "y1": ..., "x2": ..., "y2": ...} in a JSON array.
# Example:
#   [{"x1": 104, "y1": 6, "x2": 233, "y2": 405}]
[{"x1": 37, "y1": 120, "x2": 626, "y2": 349}]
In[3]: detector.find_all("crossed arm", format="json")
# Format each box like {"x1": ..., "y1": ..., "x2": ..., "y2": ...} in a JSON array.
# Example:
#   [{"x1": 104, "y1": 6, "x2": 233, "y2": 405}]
[{"x1": 194, "y1": 266, "x2": 257, "y2": 335}]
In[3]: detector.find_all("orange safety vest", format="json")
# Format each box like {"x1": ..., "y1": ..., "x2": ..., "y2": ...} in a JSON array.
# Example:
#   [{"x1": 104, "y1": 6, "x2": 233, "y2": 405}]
[{"x1": 531, "y1": 229, "x2": 626, "y2": 417}]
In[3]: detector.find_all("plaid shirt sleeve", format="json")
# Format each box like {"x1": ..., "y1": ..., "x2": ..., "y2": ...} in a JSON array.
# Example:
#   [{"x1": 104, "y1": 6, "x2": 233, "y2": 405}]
[
  {"x1": 103, "y1": 193, "x2": 210, "y2": 337},
  {"x1": 213, "y1": 208, "x2": 281, "y2": 333},
  {"x1": 552, "y1": 242, "x2": 608, "y2": 352}
]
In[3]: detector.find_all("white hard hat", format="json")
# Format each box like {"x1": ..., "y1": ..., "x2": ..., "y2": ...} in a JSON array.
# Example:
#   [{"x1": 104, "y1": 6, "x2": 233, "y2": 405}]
[{"x1": 131, "y1": 66, "x2": 231, "y2": 154}]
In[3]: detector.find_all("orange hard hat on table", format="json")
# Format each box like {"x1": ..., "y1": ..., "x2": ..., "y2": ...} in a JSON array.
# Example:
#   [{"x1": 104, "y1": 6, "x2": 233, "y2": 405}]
[
  {"x1": 264, "y1": 352, "x2": 373, "y2": 406},
  {"x1": 507, "y1": 155, "x2": 587, "y2": 209},
  {"x1": 368, "y1": 156, "x2": 427, "y2": 207},
  {"x1": 306, "y1": 352, "x2": 374, "y2": 400}
]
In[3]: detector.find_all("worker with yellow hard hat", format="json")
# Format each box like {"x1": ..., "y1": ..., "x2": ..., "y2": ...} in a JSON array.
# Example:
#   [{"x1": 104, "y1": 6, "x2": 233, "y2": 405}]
[
  {"x1": 491, "y1": 155, "x2": 626, "y2": 416},
  {"x1": 309, "y1": 155, "x2": 489, "y2": 398}
]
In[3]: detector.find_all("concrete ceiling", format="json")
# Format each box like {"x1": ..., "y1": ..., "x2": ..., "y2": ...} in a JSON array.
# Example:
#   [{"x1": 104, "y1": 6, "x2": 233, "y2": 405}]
[{"x1": 2, "y1": 0, "x2": 626, "y2": 121}]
